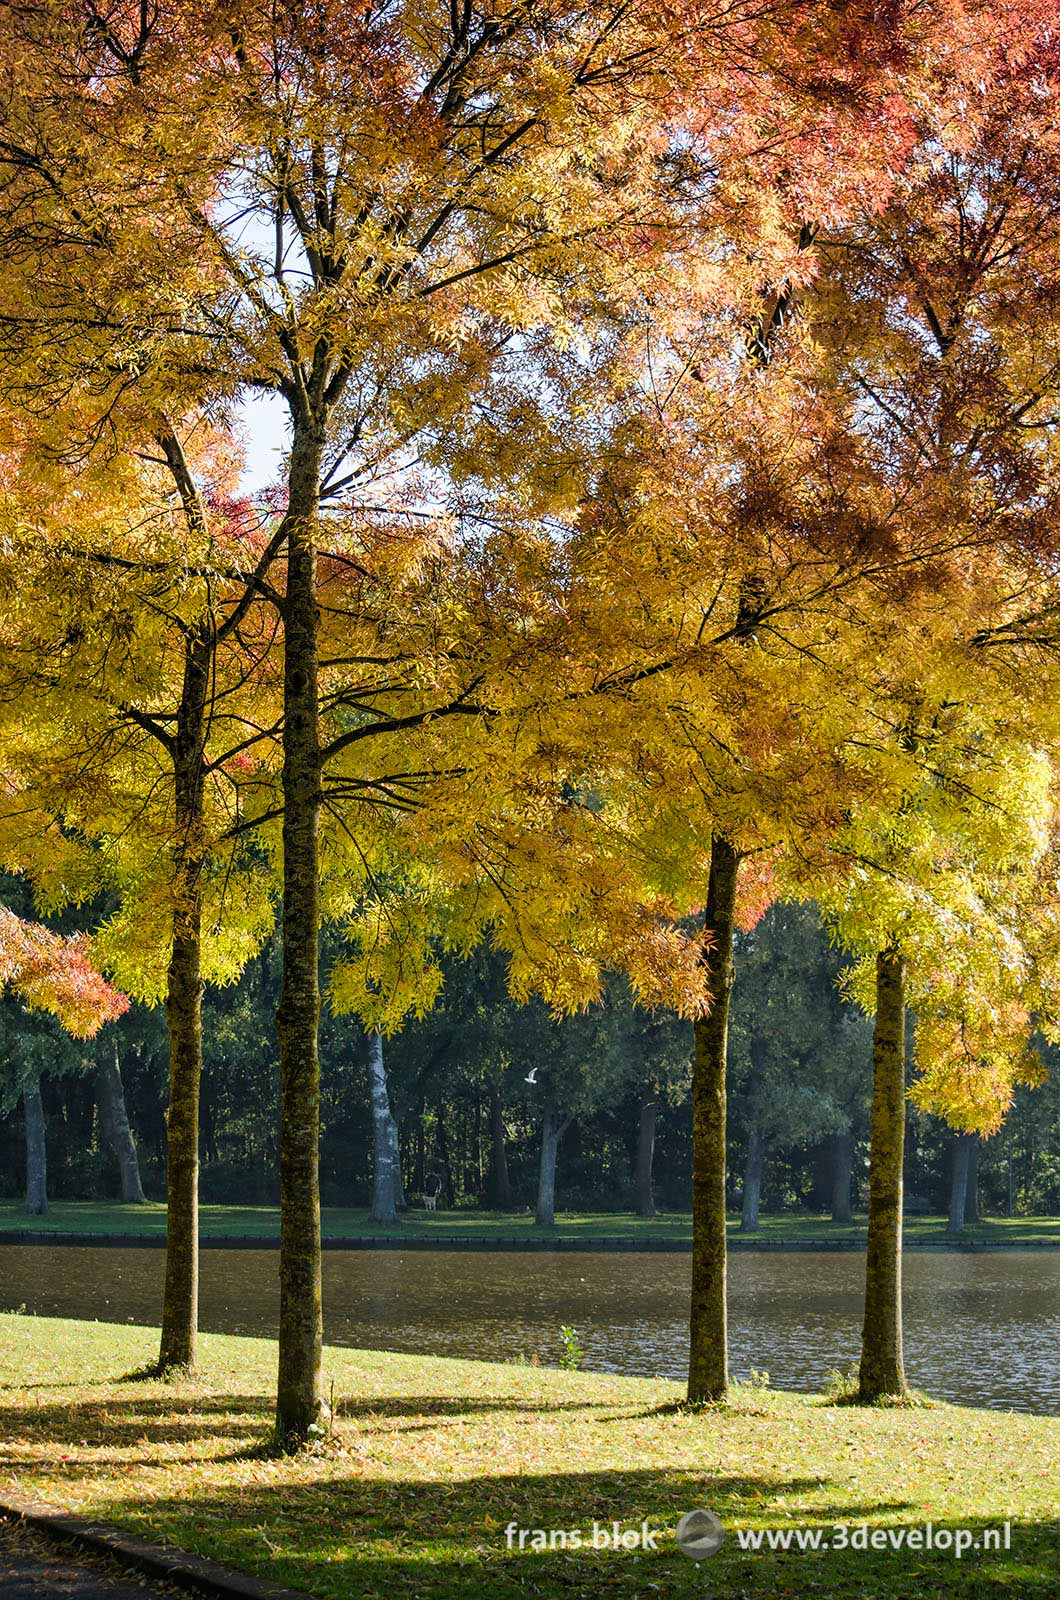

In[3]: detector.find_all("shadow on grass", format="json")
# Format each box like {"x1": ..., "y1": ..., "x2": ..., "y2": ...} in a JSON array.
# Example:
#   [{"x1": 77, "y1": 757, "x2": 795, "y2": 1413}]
[
  {"x1": 2, "y1": 1389, "x2": 1055, "y2": 1597},
  {"x1": 0, "y1": 1389, "x2": 645, "y2": 1464},
  {"x1": 80, "y1": 1468, "x2": 1059, "y2": 1600},
  {"x1": 0, "y1": 1393, "x2": 269, "y2": 1455}
]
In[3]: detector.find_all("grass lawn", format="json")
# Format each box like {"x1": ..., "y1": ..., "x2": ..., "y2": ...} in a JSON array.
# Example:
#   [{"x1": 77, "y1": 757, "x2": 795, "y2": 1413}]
[
  {"x1": 0, "y1": 1314, "x2": 1055, "y2": 1598},
  {"x1": 2, "y1": 1198, "x2": 1060, "y2": 1248}
]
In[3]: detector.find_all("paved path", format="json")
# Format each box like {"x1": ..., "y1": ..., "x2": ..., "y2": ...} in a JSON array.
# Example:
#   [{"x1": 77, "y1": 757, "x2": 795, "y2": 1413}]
[{"x1": 0, "y1": 1520, "x2": 178, "y2": 1600}]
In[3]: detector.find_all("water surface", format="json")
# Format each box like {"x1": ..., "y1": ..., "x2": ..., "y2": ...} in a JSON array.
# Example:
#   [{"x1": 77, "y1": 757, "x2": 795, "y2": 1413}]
[{"x1": 1, "y1": 1245, "x2": 1057, "y2": 1414}]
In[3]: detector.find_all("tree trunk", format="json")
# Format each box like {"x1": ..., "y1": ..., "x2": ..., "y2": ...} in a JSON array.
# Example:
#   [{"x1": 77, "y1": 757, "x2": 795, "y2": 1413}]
[
  {"x1": 966, "y1": 1134, "x2": 980, "y2": 1222},
  {"x1": 688, "y1": 833, "x2": 739, "y2": 1403},
  {"x1": 158, "y1": 634, "x2": 210, "y2": 1374},
  {"x1": 390, "y1": 1115, "x2": 406, "y2": 1210},
  {"x1": 487, "y1": 1083, "x2": 513, "y2": 1209},
  {"x1": 23, "y1": 1075, "x2": 47, "y2": 1216},
  {"x1": 635, "y1": 1096, "x2": 658, "y2": 1219},
  {"x1": 276, "y1": 424, "x2": 326, "y2": 1445},
  {"x1": 830, "y1": 1129, "x2": 854, "y2": 1224},
  {"x1": 473, "y1": 1087, "x2": 483, "y2": 1194},
  {"x1": 858, "y1": 947, "x2": 908, "y2": 1403},
  {"x1": 435, "y1": 1103, "x2": 453, "y2": 1208},
  {"x1": 96, "y1": 1040, "x2": 146, "y2": 1204},
  {"x1": 948, "y1": 1131, "x2": 973, "y2": 1236},
  {"x1": 366, "y1": 1030, "x2": 400, "y2": 1226},
  {"x1": 740, "y1": 1126, "x2": 765, "y2": 1234},
  {"x1": 414, "y1": 1106, "x2": 426, "y2": 1197},
  {"x1": 535, "y1": 1099, "x2": 570, "y2": 1227}
]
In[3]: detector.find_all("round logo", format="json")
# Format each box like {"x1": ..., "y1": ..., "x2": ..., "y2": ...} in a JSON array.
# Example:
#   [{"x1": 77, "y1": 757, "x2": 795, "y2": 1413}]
[{"x1": 675, "y1": 1508, "x2": 725, "y2": 1560}]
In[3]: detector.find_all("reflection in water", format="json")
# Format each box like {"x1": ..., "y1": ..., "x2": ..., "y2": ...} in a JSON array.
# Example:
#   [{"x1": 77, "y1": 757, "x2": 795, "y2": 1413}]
[{"x1": 1, "y1": 1245, "x2": 1057, "y2": 1415}]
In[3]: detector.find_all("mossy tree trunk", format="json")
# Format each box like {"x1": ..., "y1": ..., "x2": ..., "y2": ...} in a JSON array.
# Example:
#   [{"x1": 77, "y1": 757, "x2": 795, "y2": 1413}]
[
  {"x1": 858, "y1": 946, "x2": 909, "y2": 1404},
  {"x1": 688, "y1": 833, "x2": 739, "y2": 1403},
  {"x1": 275, "y1": 422, "x2": 325, "y2": 1445},
  {"x1": 158, "y1": 633, "x2": 209, "y2": 1374}
]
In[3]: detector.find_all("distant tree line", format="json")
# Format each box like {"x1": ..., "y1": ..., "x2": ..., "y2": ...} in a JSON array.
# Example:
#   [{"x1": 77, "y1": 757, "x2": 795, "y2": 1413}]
[{"x1": 5, "y1": 895, "x2": 1058, "y2": 1230}]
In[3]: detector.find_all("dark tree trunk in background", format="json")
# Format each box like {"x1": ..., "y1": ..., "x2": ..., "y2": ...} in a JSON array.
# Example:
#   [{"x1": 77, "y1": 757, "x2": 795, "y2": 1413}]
[
  {"x1": 276, "y1": 424, "x2": 326, "y2": 1445},
  {"x1": 831, "y1": 1129, "x2": 854, "y2": 1224},
  {"x1": 476, "y1": 1089, "x2": 485, "y2": 1192},
  {"x1": 535, "y1": 1099, "x2": 570, "y2": 1227},
  {"x1": 390, "y1": 1116, "x2": 406, "y2": 1210},
  {"x1": 740, "y1": 1126, "x2": 765, "y2": 1234},
  {"x1": 966, "y1": 1135, "x2": 980, "y2": 1222},
  {"x1": 366, "y1": 1031, "x2": 400, "y2": 1226},
  {"x1": 859, "y1": 947, "x2": 908, "y2": 1404},
  {"x1": 23, "y1": 1075, "x2": 47, "y2": 1216},
  {"x1": 487, "y1": 1084, "x2": 513, "y2": 1209},
  {"x1": 948, "y1": 1132, "x2": 974, "y2": 1236},
  {"x1": 635, "y1": 1096, "x2": 657, "y2": 1218},
  {"x1": 97, "y1": 1041, "x2": 147, "y2": 1204},
  {"x1": 158, "y1": 632, "x2": 210, "y2": 1375},
  {"x1": 414, "y1": 1108, "x2": 426, "y2": 1198},
  {"x1": 435, "y1": 1104, "x2": 453, "y2": 1207},
  {"x1": 688, "y1": 833, "x2": 739, "y2": 1404},
  {"x1": 455, "y1": 1101, "x2": 467, "y2": 1200}
]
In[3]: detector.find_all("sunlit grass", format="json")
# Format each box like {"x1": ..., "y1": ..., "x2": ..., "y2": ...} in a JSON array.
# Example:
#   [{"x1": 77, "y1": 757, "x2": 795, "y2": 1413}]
[{"x1": 0, "y1": 1313, "x2": 1056, "y2": 1597}]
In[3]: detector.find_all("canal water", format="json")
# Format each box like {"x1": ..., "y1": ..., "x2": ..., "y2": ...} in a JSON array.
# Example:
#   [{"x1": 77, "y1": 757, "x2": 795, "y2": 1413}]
[{"x1": 1, "y1": 1245, "x2": 1057, "y2": 1413}]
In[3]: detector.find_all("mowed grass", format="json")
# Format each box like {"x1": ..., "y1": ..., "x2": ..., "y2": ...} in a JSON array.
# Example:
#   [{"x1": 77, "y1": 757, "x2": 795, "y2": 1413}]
[
  {"x1": 2, "y1": 1199, "x2": 1060, "y2": 1248},
  {"x1": 0, "y1": 1314, "x2": 1056, "y2": 1598}
]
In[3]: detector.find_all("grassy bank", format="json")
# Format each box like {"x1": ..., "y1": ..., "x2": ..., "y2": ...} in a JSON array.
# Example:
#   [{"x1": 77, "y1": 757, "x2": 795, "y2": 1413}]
[
  {"x1": 0, "y1": 1314, "x2": 1056, "y2": 1598},
  {"x1": 0, "y1": 1199, "x2": 1057, "y2": 1247},
  {"x1": 2, "y1": 1200, "x2": 1060, "y2": 1248}
]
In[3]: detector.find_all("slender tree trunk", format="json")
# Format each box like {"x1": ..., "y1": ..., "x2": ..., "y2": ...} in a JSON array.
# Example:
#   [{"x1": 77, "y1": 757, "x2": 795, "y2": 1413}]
[
  {"x1": 858, "y1": 947, "x2": 908, "y2": 1403},
  {"x1": 635, "y1": 1096, "x2": 658, "y2": 1218},
  {"x1": 966, "y1": 1134, "x2": 980, "y2": 1222},
  {"x1": 948, "y1": 1132, "x2": 973, "y2": 1236},
  {"x1": 474, "y1": 1088, "x2": 483, "y2": 1193},
  {"x1": 154, "y1": 433, "x2": 218, "y2": 1375},
  {"x1": 740, "y1": 1126, "x2": 765, "y2": 1233},
  {"x1": 390, "y1": 1116, "x2": 406, "y2": 1210},
  {"x1": 435, "y1": 1103, "x2": 453, "y2": 1207},
  {"x1": 158, "y1": 636, "x2": 210, "y2": 1373},
  {"x1": 97, "y1": 1041, "x2": 147, "y2": 1204},
  {"x1": 688, "y1": 833, "x2": 739, "y2": 1403},
  {"x1": 535, "y1": 1099, "x2": 570, "y2": 1227},
  {"x1": 276, "y1": 424, "x2": 326, "y2": 1445},
  {"x1": 830, "y1": 1129, "x2": 854, "y2": 1224},
  {"x1": 366, "y1": 1030, "x2": 399, "y2": 1226},
  {"x1": 23, "y1": 1075, "x2": 47, "y2": 1216},
  {"x1": 414, "y1": 1107, "x2": 426, "y2": 1197},
  {"x1": 487, "y1": 1083, "x2": 513, "y2": 1209}
]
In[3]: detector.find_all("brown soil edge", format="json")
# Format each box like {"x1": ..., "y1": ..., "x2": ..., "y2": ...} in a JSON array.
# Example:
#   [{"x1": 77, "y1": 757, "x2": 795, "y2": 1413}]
[{"x1": 0, "y1": 1492, "x2": 310, "y2": 1600}]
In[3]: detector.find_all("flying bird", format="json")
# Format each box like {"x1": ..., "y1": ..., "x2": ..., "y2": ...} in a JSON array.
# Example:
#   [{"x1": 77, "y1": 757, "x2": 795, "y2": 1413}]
[{"x1": 525, "y1": 1067, "x2": 539, "y2": 1084}]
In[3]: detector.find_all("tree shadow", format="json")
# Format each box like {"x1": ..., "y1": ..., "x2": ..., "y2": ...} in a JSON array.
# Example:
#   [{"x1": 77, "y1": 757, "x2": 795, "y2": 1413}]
[
  {"x1": 0, "y1": 1390, "x2": 657, "y2": 1466},
  {"x1": 0, "y1": 1393, "x2": 269, "y2": 1455},
  {"x1": 79, "y1": 1467, "x2": 1059, "y2": 1599}
]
